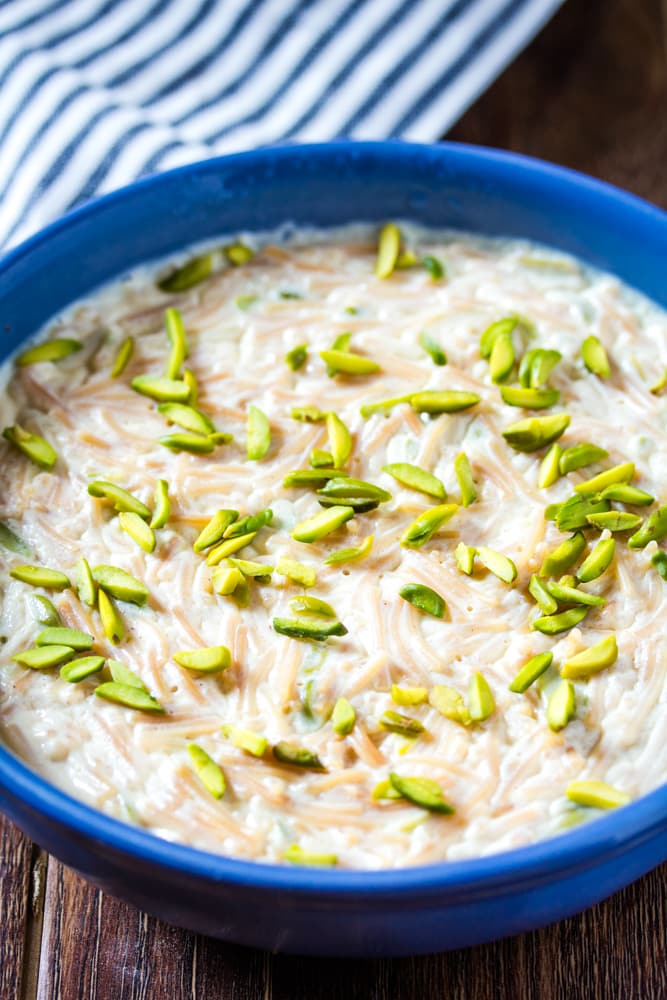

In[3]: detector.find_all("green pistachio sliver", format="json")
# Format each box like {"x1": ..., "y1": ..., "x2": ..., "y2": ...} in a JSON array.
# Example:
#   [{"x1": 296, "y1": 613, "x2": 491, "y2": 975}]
[
  {"x1": 332, "y1": 697, "x2": 356, "y2": 735},
  {"x1": 88, "y1": 480, "x2": 151, "y2": 519},
  {"x1": 224, "y1": 509, "x2": 273, "y2": 539},
  {"x1": 194, "y1": 510, "x2": 239, "y2": 551},
  {"x1": 224, "y1": 243, "x2": 254, "y2": 265},
  {"x1": 399, "y1": 583, "x2": 446, "y2": 619},
  {"x1": 574, "y1": 462, "x2": 635, "y2": 494},
  {"x1": 317, "y1": 478, "x2": 391, "y2": 503},
  {"x1": 108, "y1": 660, "x2": 145, "y2": 689},
  {"x1": 576, "y1": 538, "x2": 615, "y2": 583},
  {"x1": 359, "y1": 393, "x2": 413, "y2": 418},
  {"x1": 378, "y1": 711, "x2": 424, "y2": 738},
  {"x1": 480, "y1": 317, "x2": 517, "y2": 359},
  {"x1": 524, "y1": 348, "x2": 562, "y2": 388},
  {"x1": 60, "y1": 655, "x2": 106, "y2": 683},
  {"x1": 598, "y1": 484, "x2": 654, "y2": 506},
  {"x1": 326, "y1": 412, "x2": 352, "y2": 468},
  {"x1": 502, "y1": 413, "x2": 570, "y2": 452},
  {"x1": 429, "y1": 685, "x2": 471, "y2": 726},
  {"x1": 283, "y1": 468, "x2": 348, "y2": 488},
  {"x1": 164, "y1": 307, "x2": 189, "y2": 380},
  {"x1": 158, "y1": 253, "x2": 213, "y2": 293},
  {"x1": 235, "y1": 295, "x2": 258, "y2": 312},
  {"x1": 10, "y1": 565, "x2": 70, "y2": 591},
  {"x1": 391, "y1": 684, "x2": 428, "y2": 706},
  {"x1": 0, "y1": 521, "x2": 31, "y2": 557},
  {"x1": 454, "y1": 451, "x2": 477, "y2": 507},
  {"x1": 543, "y1": 581, "x2": 605, "y2": 607},
  {"x1": 509, "y1": 651, "x2": 553, "y2": 693},
  {"x1": 188, "y1": 744, "x2": 225, "y2": 799},
  {"x1": 538, "y1": 443, "x2": 562, "y2": 489},
  {"x1": 319, "y1": 349, "x2": 380, "y2": 376},
  {"x1": 382, "y1": 462, "x2": 446, "y2": 499},
  {"x1": 324, "y1": 535, "x2": 373, "y2": 566},
  {"x1": 559, "y1": 443, "x2": 609, "y2": 475},
  {"x1": 546, "y1": 679, "x2": 576, "y2": 731},
  {"x1": 310, "y1": 449, "x2": 333, "y2": 468},
  {"x1": 586, "y1": 511, "x2": 643, "y2": 532},
  {"x1": 581, "y1": 335, "x2": 611, "y2": 377},
  {"x1": 276, "y1": 559, "x2": 317, "y2": 588},
  {"x1": 173, "y1": 645, "x2": 231, "y2": 674},
  {"x1": 227, "y1": 558, "x2": 273, "y2": 578},
  {"x1": 32, "y1": 594, "x2": 61, "y2": 626},
  {"x1": 375, "y1": 223, "x2": 401, "y2": 278},
  {"x1": 286, "y1": 344, "x2": 308, "y2": 371},
  {"x1": 468, "y1": 673, "x2": 495, "y2": 722},
  {"x1": 206, "y1": 532, "x2": 257, "y2": 566},
  {"x1": 157, "y1": 402, "x2": 215, "y2": 436},
  {"x1": 111, "y1": 336, "x2": 134, "y2": 378},
  {"x1": 540, "y1": 532, "x2": 586, "y2": 578},
  {"x1": 651, "y1": 551, "x2": 667, "y2": 581},
  {"x1": 118, "y1": 512, "x2": 156, "y2": 553},
  {"x1": 35, "y1": 627, "x2": 93, "y2": 650},
  {"x1": 422, "y1": 255, "x2": 445, "y2": 281},
  {"x1": 290, "y1": 406, "x2": 327, "y2": 422},
  {"x1": 150, "y1": 479, "x2": 170, "y2": 529},
  {"x1": 131, "y1": 374, "x2": 191, "y2": 403},
  {"x1": 13, "y1": 644, "x2": 74, "y2": 669},
  {"x1": 388, "y1": 773, "x2": 454, "y2": 814},
  {"x1": 401, "y1": 504, "x2": 458, "y2": 549},
  {"x1": 93, "y1": 565, "x2": 148, "y2": 606},
  {"x1": 159, "y1": 432, "x2": 215, "y2": 454},
  {"x1": 454, "y1": 542, "x2": 476, "y2": 576},
  {"x1": 396, "y1": 250, "x2": 418, "y2": 269},
  {"x1": 210, "y1": 566, "x2": 245, "y2": 596},
  {"x1": 16, "y1": 338, "x2": 82, "y2": 365},
  {"x1": 488, "y1": 330, "x2": 515, "y2": 383},
  {"x1": 500, "y1": 386, "x2": 560, "y2": 409},
  {"x1": 284, "y1": 844, "x2": 338, "y2": 867},
  {"x1": 628, "y1": 506, "x2": 667, "y2": 549},
  {"x1": 518, "y1": 348, "x2": 539, "y2": 388},
  {"x1": 372, "y1": 779, "x2": 403, "y2": 801},
  {"x1": 476, "y1": 546, "x2": 517, "y2": 584},
  {"x1": 650, "y1": 369, "x2": 667, "y2": 394},
  {"x1": 272, "y1": 617, "x2": 347, "y2": 641},
  {"x1": 182, "y1": 367, "x2": 198, "y2": 404},
  {"x1": 288, "y1": 596, "x2": 336, "y2": 617},
  {"x1": 556, "y1": 495, "x2": 611, "y2": 531},
  {"x1": 221, "y1": 724, "x2": 268, "y2": 757},
  {"x1": 561, "y1": 634, "x2": 618, "y2": 680},
  {"x1": 292, "y1": 505, "x2": 354, "y2": 544},
  {"x1": 418, "y1": 331, "x2": 447, "y2": 366},
  {"x1": 3, "y1": 425, "x2": 57, "y2": 470},
  {"x1": 565, "y1": 780, "x2": 630, "y2": 810},
  {"x1": 528, "y1": 574, "x2": 559, "y2": 614},
  {"x1": 273, "y1": 742, "x2": 324, "y2": 769},
  {"x1": 98, "y1": 589, "x2": 125, "y2": 643},
  {"x1": 409, "y1": 390, "x2": 480, "y2": 414},
  {"x1": 532, "y1": 606, "x2": 589, "y2": 635},
  {"x1": 95, "y1": 681, "x2": 163, "y2": 712}
]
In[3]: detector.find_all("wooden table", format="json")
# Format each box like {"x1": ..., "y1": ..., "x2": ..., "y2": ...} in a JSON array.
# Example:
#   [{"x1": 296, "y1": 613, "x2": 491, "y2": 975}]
[{"x1": 2, "y1": 0, "x2": 666, "y2": 995}]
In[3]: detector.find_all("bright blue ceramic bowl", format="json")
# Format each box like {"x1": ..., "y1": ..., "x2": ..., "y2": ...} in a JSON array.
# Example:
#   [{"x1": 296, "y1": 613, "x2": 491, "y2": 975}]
[{"x1": 1, "y1": 142, "x2": 666, "y2": 957}]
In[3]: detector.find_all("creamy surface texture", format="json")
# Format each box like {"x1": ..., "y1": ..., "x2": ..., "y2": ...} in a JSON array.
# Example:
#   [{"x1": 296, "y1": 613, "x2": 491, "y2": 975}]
[{"x1": 0, "y1": 225, "x2": 666, "y2": 869}]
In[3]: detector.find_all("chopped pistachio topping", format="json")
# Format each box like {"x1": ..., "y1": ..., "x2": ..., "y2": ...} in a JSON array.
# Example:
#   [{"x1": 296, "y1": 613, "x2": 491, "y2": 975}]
[
  {"x1": 310, "y1": 449, "x2": 333, "y2": 468},
  {"x1": 75, "y1": 554, "x2": 98, "y2": 605},
  {"x1": 375, "y1": 223, "x2": 401, "y2": 279},
  {"x1": 532, "y1": 606, "x2": 589, "y2": 635},
  {"x1": 554, "y1": 495, "x2": 611, "y2": 532},
  {"x1": 543, "y1": 581, "x2": 605, "y2": 607},
  {"x1": 13, "y1": 644, "x2": 74, "y2": 669},
  {"x1": 93, "y1": 565, "x2": 148, "y2": 606},
  {"x1": 160, "y1": 432, "x2": 216, "y2": 454},
  {"x1": 476, "y1": 546, "x2": 517, "y2": 584},
  {"x1": 359, "y1": 393, "x2": 413, "y2": 418},
  {"x1": 226, "y1": 511, "x2": 273, "y2": 540},
  {"x1": 317, "y1": 478, "x2": 391, "y2": 504},
  {"x1": 429, "y1": 685, "x2": 471, "y2": 726},
  {"x1": 559, "y1": 443, "x2": 608, "y2": 475},
  {"x1": 118, "y1": 512, "x2": 156, "y2": 553},
  {"x1": 32, "y1": 595, "x2": 61, "y2": 626},
  {"x1": 285, "y1": 344, "x2": 308, "y2": 371},
  {"x1": 565, "y1": 780, "x2": 630, "y2": 809},
  {"x1": 599, "y1": 484, "x2": 654, "y2": 506},
  {"x1": 652, "y1": 551, "x2": 667, "y2": 581},
  {"x1": 276, "y1": 559, "x2": 317, "y2": 587},
  {"x1": 221, "y1": 724, "x2": 267, "y2": 757},
  {"x1": 400, "y1": 504, "x2": 458, "y2": 548},
  {"x1": 35, "y1": 627, "x2": 93, "y2": 650},
  {"x1": 581, "y1": 335, "x2": 611, "y2": 377},
  {"x1": 187, "y1": 744, "x2": 225, "y2": 799},
  {"x1": 283, "y1": 468, "x2": 348, "y2": 488},
  {"x1": 108, "y1": 659, "x2": 145, "y2": 688},
  {"x1": 224, "y1": 243, "x2": 254, "y2": 265},
  {"x1": 586, "y1": 511, "x2": 643, "y2": 532},
  {"x1": 10, "y1": 565, "x2": 70, "y2": 591},
  {"x1": 158, "y1": 253, "x2": 213, "y2": 293},
  {"x1": 164, "y1": 308, "x2": 189, "y2": 380},
  {"x1": 418, "y1": 331, "x2": 447, "y2": 366},
  {"x1": 398, "y1": 583, "x2": 446, "y2": 619},
  {"x1": 290, "y1": 406, "x2": 327, "y2": 422},
  {"x1": 273, "y1": 742, "x2": 324, "y2": 769},
  {"x1": 391, "y1": 684, "x2": 429, "y2": 706},
  {"x1": 157, "y1": 402, "x2": 215, "y2": 436},
  {"x1": 150, "y1": 479, "x2": 170, "y2": 529},
  {"x1": 528, "y1": 574, "x2": 559, "y2": 615},
  {"x1": 16, "y1": 338, "x2": 82, "y2": 366},
  {"x1": 372, "y1": 779, "x2": 403, "y2": 801},
  {"x1": 468, "y1": 672, "x2": 495, "y2": 721},
  {"x1": 480, "y1": 317, "x2": 517, "y2": 359},
  {"x1": 489, "y1": 330, "x2": 515, "y2": 383},
  {"x1": 540, "y1": 533, "x2": 586, "y2": 578},
  {"x1": 0, "y1": 521, "x2": 31, "y2": 556},
  {"x1": 193, "y1": 510, "x2": 239, "y2": 552},
  {"x1": 519, "y1": 348, "x2": 561, "y2": 388},
  {"x1": 389, "y1": 773, "x2": 454, "y2": 814},
  {"x1": 182, "y1": 367, "x2": 198, "y2": 404},
  {"x1": 326, "y1": 412, "x2": 352, "y2": 468},
  {"x1": 3, "y1": 424, "x2": 57, "y2": 470},
  {"x1": 173, "y1": 645, "x2": 231, "y2": 673},
  {"x1": 284, "y1": 844, "x2": 338, "y2": 866},
  {"x1": 502, "y1": 413, "x2": 570, "y2": 452},
  {"x1": 574, "y1": 462, "x2": 634, "y2": 494},
  {"x1": 292, "y1": 505, "x2": 354, "y2": 543},
  {"x1": 454, "y1": 542, "x2": 476, "y2": 576},
  {"x1": 546, "y1": 679, "x2": 576, "y2": 731},
  {"x1": 324, "y1": 535, "x2": 373, "y2": 565},
  {"x1": 210, "y1": 566, "x2": 245, "y2": 596},
  {"x1": 206, "y1": 532, "x2": 257, "y2": 566},
  {"x1": 272, "y1": 617, "x2": 347, "y2": 641},
  {"x1": 60, "y1": 655, "x2": 105, "y2": 683},
  {"x1": 454, "y1": 452, "x2": 477, "y2": 506},
  {"x1": 378, "y1": 710, "x2": 425, "y2": 738},
  {"x1": 288, "y1": 596, "x2": 336, "y2": 617},
  {"x1": 227, "y1": 558, "x2": 273, "y2": 579},
  {"x1": 246, "y1": 405, "x2": 271, "y2": 461},
  {"x1": 538, "y1": 443, "x2": 563, "y2": 489},
  {"x1": 509, "y1": 651, "x2": 553, "y2": 693},
  {"x1": 88, "y1": 480, "x2": 151, "y2": 519},
  {"x1": 382, "y1": 462, "x2": 446, "y2": 499},
  {"x1": 576, "y1": 538, "x2": 616, "y2": 583},
  {"x1": 422, "y1": 255, "x2": 445, "y2": 281},
  {"x1": 628, "y1": 506, "x2": 667, "y2": 549},
  {"x1": 561, "y1": 635, "x2": 618, "y2": 680},
  {"x1": 409, "y1": 390, "x2": 480, "y2": 414},
  {"x1": 95, "y1": 681, "x2": 164, "y2": 712},
  {"x1": 331, "y1": 697, "x2": 356, "y2": 735},
  {"x1": 98, "y1": 588, "x2": 125, "y2": 643},
  {"x1": 130, "y1": 374, "x2": 191, "y2": 403},
  {"x1": 319, "y1": 349, "x2": 380, "y2": 376}
]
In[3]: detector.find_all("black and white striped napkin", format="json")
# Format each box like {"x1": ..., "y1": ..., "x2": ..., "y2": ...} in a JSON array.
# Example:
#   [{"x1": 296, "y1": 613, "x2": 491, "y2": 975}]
[{"x1": 0, "y1": 0, "x2": 564, "y2": 249}]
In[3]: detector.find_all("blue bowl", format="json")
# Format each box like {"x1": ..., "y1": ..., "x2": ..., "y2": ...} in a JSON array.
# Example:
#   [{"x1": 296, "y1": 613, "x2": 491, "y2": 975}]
[{"x1": 1, "y1": 142, "x2": 666, "y2": 957}]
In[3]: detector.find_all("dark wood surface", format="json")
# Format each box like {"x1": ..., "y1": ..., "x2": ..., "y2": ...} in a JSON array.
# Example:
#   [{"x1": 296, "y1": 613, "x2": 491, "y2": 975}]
[{"x1": 2, "y1": 0, "x2": 667, "y2": 996}]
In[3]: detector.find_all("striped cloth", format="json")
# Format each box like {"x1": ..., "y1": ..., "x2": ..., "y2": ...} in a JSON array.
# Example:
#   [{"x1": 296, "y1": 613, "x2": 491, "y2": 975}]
[{"x1": 0, "y1": 0, "x2": 564, "y2": 250}]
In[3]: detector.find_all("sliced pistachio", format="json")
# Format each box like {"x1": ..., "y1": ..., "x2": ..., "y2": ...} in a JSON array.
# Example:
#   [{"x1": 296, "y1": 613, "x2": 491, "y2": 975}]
[
  {"x1": 60, "y1": 655, "x2": 106, "y2": 683},
  {"x1": 224, "y1": 243, "x2": 254, "y2": 265},
  {"x1": 528, "y1": 574, "x2": 559, "y2": 615},
  {"x1": 285, "y1": 344, "x2": 308, "y2": 371},
  {"x1": 173, "y1": 645, "x2": 231, "y2": 674},
  {"x1": 93, "y1": 565, "x2": 148, "y2": 606},
  {"x1": 489, "y1": 330, "x2": 515, "y2": 382},
  {"x1": 319, "y1": 349, "x2": 380, "y2": 376},
  {"x1": 375, "y1": 223, "x2": 401, "y2": 279},
  {"x1": 130, "y1": 375, "x2": 191, "y2": 403},
  {"x1": 581, "y1": 335, "x2": 610, "y2": 377},
  {"x1": 157, "y1": 402, "x2": 215, "y2": 436},
  {"x1": 310, "y1": 449, "x2": 333, "y2": 468},
  {"x1": 32, "y1": 595, "x2": 61, "y2": 626},
  {"x1": 317, "y1": 478, "x2": 391, "y2": 504},
  {"x1": 290, "y1": 406, "x2": 327, "y2": 422},
  {"x1": 422, "y1": 254, "x2": 445, "y2": 280},
  {"x1": 476, "y1": 546, "x2": 517, "y2": 584},
  {"x1": 546, "y1": 679, "x2": 576, "y2": 731},
  {"x1": 628, "y1": 506, "x2": 667, "y2": 549},
  {"x1": 454, "y1": 542, "x2": 476, "y2": 575},
  {"x1": 378, "y1": 710, "x2": 425, "y2": 738},
  {"x1": 108, "y1": 660, "x2": 145, "y2": 688},
  {"x1": 276, "y1": 559, "x2": 317, "y2": 588},
  {"x1": 401, "y1": 504, "x2": 458, "y2": 548},
  {"x1": 118, "y1": 512, "x2": 156, "y2": 553},
  {"x1": 559, "y1": 443, "x2": 608, "y2": 475},
  {"x1": 540, "y1": 533, "x2": 586, "y2": 577},
  {"x1": 391, "y1": 684, "x2": 428, "y2": 706},
  {"x1": 16, "y1": 338, "x2": 82, "y2": 365},
  {"x1": 288, "y1": 596, "x2": 336, "y2": 617},
  {"x1": 650, "y1": 369, "x2": 667, "y2": 394},
  {"x1": 160, "y1": 432, "x2": 215, "y2": 454},
  {"x1": 519, "y1": 348, "x2": 561, "y2": 388},
  {"x1": 543, "y1": 581, "x2": 605, "y2": 607},
  {"x1": 429, "y1": 685, "x2": 471, "y2": 725},
  {"x1": 150, "y1": 479, "x2": 170, "y2": 529},
  {"x1": 10, "y1": 565, "x2": 70, "y2": 590},
  {"x1": 292, "y1": 505, "x2": 354, "y2": 543},
  {"x1": 221, "y1": 724, "x2": 268, "y2": 757},
  {"x1": 158, "y1": 253, "x2": 213, "y2": 292},
  {"x1": 272, "y1": 617, "x2": 347, "y2": 641},
  {"x1": 532, "y1": 606, "x2": 589, "y2": 635},
  {"x1": 502, "y1": 413, "x2": 570, "y2": 452},
  {"x1": 95, "y1": 681, "x2": 163, "y2": 712},
  {"x1": 326, "y1": 412, "x2": 351, "y2": 468},
  {"x1": 194, "y1": 510, "x2": 239, "y2": 551},
  {"x1": 396, "y1": 250, "x2": 418, "y2": 269},
  {"x1": 98, "y1": 589, "x2": 125, "y2": 643},
  {"x1": 3, "y1": 424, "x2": 57, "y2": 470},
  {"x1": 372, "y1": 779, "x2": 403, "y2": 801},
  {"x1": 500, "y1": 386, "x2": 560, "y2": 409},
  {"x1": 183, "y1": 367, "x2": 198, "y2": 404},
  {"x1": 164, "y1": 307, "x2": 188, "y2": 380},
  {"x1": 561, "y1": 634, "x2": 618, "y2": 680},
  {"x1": 576, "y1": 538, "x2": 615, "y2": 583},
  {"x1": 324, "y1": 535, "x2": 373, "y2": 565},
  {"x1": 480, "y1": 317, "x2": 517, "y2": 359},
  {"x1": 382, "y1": 462, "x2": 446, "y2": 499},
  {"x1": 454, "y1": 452, "x2": 477, "y2": 507},
  {"x1": 399, "y1": 583, "x2": 446, "y2": 618},
  {"x1": 538, "y1": 443, "x2": 563, "y2": 489},
  {"x1": 188, "y1": 744, "x2": 225, "y2": 799},
  {"x1": 227, "y1": 558, "x2": 273, "y2": 579},
  {"x1": 565, "y1": 780, "x2": 630, "y2": 809},
  {"x1": 651, "y1": 551, "x2": 667, "y2": 581},
  {"x1": 409, "y1": 390, "x2": 480, "y2": 414},
  {"x1": 586, "y1": 511, "x2": 643, "y2": 532},
  {"x1": 0, "y1": 521, "x2": 31, "y2": 557},
  {"x1": 418, "y1": 331, "x2": 446, "y2": 366},
  {"x1": 88, "y1": 480, "x2": 151, "y2": 519},
  {"x1": 555, "y1": 495, "x2": 611, "y2": 531},
  {"x1": 331, "y1": 697, "x2": 356, "y2": 735},
  {"x1": 273, "y1": 742, "x2": 324, "y2": 769},
  {"x1": 206, "y1": 532, "x2": 257, "y2": 566},
  {"x1": 574, "y1": 462, "x2": 634, "y2": 494},
  {"x1": 509, "y1": 651, "x2": 553, "y2": 693},
  {"x1": 359, "y1": 393, "x2": 413, "y2": 418},
  {"x1": 235, "y1": 295, "x2": 258, "y2": 311},
  {"x1": 598, "y1": 484, "x2": 654, "y2": 506},
  {"x1": 468, "y1": 673, "x2": 495, "y2": 722},
  {"x1": 389, "y1": 773, "x2": 454, "y2": 814},
  {"x1": 284, "y1": 845, "x2": 338, "y2": 867},
  {"x1": 13, "y1": 645, "x2": 74, "y2": 669},
  {"x1": 35, "y1": 627, "x2": 93, "y2": 650},
  {"x1": 283, "y1": 468, "x2": 348, "y2": 488},
  {"x1": 210, "y1": 566, "x2": 245, "y2": 596}
]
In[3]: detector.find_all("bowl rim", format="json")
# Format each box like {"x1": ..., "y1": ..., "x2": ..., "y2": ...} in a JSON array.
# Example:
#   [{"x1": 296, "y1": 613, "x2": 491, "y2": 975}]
[{"x1": 1, "y1": 139, "x2": 666, "y2": 898}]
